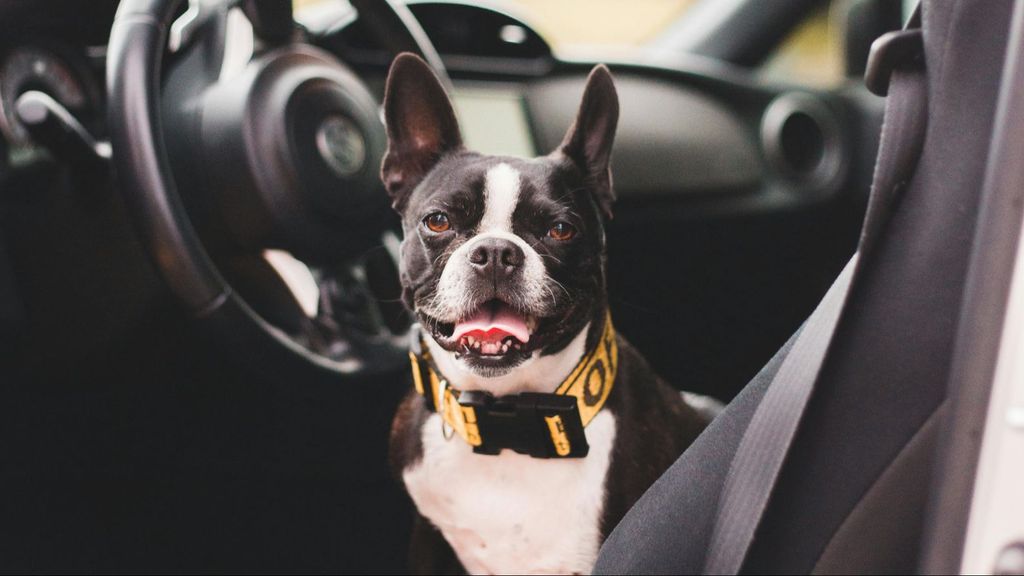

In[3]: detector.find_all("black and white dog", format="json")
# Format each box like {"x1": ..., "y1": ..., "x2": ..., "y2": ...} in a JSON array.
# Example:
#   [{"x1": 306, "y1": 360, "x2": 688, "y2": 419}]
[{"x1": 384, "y1": 53, "x2": 712, "y2": 574}]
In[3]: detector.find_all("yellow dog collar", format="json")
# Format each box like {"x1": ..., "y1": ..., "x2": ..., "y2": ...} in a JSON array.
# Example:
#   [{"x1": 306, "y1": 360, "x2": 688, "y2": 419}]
[{"x1": 409, "y1": 312, "x2": 618, "y2": 458}]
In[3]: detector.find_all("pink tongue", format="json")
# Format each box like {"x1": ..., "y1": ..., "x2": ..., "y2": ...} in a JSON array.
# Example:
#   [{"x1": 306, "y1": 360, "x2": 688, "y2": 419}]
[{"x1": 452, "y1": 304, "x2": 530, "y2": 343}]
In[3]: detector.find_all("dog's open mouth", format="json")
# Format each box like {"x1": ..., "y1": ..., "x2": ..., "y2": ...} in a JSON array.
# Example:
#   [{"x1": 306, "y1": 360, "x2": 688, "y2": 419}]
[{"x1": 451, "y1": 300, "x2": 533, "y2": 357}]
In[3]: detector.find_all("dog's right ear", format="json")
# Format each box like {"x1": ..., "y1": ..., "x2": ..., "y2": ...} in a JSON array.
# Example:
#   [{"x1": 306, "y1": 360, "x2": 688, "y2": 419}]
[{"x1": 381, "y1": 53, "x2": 463, "y2": 210}]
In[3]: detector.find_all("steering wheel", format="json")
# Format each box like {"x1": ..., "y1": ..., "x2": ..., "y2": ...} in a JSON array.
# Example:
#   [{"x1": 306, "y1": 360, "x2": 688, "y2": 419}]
[{"x1": 106, "y1": 0, "x2": 445, "y2": 383}]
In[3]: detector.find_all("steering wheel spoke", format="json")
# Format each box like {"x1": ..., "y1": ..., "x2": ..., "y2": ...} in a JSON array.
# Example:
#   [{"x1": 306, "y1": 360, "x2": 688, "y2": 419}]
[{"x1": 241, "y1": 0, "x2": 296, "y2": 45}]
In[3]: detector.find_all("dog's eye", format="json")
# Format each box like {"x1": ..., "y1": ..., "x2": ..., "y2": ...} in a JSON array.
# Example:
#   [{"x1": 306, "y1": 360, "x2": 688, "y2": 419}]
[
  {"x1": 547, "y1": 222, "x2": 577, "y2": 241},
  {"x1": 424, "y1": 212, "x2": 451, "y2": 233}
]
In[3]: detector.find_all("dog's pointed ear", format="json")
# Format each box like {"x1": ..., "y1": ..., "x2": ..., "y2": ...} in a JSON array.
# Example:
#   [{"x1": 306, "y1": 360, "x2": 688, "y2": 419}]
[
  {"x1": 381, "y1": 53, "x2": 463, "y2": 210},
  {"x1": 557, "y1": 65, "x2": 619, "y2": 219}
]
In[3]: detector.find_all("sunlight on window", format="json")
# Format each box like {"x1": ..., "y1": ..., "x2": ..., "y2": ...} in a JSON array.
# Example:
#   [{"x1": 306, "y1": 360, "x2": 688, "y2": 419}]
[
  {"x1": 501, "y1": 0, "x2": 696, "y2": 50},
  {"x1": 760, "y1": 4, "x2": 844, "y2": 88},
  {"x1": 293, "y1": 0, "x2": 696, "y2": 51}
]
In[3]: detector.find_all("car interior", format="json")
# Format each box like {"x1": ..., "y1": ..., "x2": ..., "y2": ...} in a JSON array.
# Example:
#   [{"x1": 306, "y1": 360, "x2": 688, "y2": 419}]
[{"x1": 1, "y1": 0, "x2": 1019, "y2": 572}]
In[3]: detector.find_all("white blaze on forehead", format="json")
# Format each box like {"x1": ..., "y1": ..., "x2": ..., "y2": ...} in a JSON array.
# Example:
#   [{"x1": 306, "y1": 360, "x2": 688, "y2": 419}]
[
  {"x1": 420, "y1": 160, "x2": 551, "y2": 335},
  {"x1": 479, "y1": 163, "x2": 521, "y2": 233}
]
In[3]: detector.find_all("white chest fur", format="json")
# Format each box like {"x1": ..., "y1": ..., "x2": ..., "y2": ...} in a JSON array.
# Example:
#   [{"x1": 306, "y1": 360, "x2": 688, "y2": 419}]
[{"x1": 403, "y1": 411, "x2": 617, "y2": 575}]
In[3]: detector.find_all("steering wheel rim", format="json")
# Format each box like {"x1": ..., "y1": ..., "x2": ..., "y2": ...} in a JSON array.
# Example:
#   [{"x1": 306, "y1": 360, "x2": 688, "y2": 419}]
[{"x1": 106, "y1": 0, "x2": 445, "y2": 382}]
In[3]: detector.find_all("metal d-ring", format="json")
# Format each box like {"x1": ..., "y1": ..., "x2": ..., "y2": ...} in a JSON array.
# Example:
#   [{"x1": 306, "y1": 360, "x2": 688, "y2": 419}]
[{"x1": 438, "y1": 379, "x2": 455, "y2": 441}]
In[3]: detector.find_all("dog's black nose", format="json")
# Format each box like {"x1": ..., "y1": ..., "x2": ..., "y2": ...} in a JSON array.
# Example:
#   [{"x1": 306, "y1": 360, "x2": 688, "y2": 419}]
[{"x1": 468, "y1": 237, "x2": 524, "y2": 276}]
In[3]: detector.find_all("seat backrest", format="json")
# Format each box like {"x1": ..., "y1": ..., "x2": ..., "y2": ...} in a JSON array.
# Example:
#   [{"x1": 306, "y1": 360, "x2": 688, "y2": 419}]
[{"x1": 743, "y1": 0, "x2": 1014, "y2": 571}]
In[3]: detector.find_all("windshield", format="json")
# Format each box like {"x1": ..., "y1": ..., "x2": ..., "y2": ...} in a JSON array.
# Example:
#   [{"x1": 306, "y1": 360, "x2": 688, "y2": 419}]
[
  {"x1": 293, "y1": 0, "x2": 858, "y2": 88},
  {"x1": 486, "y1": 0, "x2": 698, "y2": 51},
  {"x1": 293, "y1": 0, "x2": 700, "y2": 52}
]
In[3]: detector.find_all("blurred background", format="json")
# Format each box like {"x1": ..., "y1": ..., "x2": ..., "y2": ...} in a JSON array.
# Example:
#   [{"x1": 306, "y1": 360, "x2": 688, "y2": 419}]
[
  {"x1": 296, "y1": 0, "x2": 851, "y2": 86},
  {"x1": 0, "y1": 0, "x2": 916, "y2": 570}
]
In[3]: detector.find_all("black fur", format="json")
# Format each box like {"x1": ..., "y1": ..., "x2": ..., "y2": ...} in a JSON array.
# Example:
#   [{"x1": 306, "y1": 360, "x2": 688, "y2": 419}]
[{"x1": 382, "y1": 53, "x2": 711, "y2": 573}]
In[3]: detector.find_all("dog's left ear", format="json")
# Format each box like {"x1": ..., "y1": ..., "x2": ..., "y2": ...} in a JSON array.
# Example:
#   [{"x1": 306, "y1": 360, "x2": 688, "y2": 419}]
[
  {"x1": 558, "y1": 64, "x2": 619, "y2": 219},
  {"x1": 381, "y1": 53, "x2": 463, "y2": 210}
]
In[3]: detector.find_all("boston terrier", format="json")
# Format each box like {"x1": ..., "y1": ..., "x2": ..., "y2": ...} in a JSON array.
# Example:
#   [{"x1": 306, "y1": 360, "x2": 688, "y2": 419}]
[{"x1": 383, "y1": 53, "x2": 713, "y2": 575}]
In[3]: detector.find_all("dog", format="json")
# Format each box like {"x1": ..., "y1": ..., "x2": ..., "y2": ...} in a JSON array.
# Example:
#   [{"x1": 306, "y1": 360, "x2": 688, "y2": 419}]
[{"x1": 383, "y1": 53, "x2": 713, "y2": 575}]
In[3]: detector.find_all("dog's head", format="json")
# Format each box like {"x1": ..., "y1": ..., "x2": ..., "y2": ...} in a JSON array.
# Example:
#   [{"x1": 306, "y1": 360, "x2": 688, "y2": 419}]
[{"x1": 382, "y1": 54, "x2": 618, "y2": 378}]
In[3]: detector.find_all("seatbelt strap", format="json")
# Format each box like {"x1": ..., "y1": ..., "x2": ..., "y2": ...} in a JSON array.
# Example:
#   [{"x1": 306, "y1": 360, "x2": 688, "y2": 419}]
[{"x1": 703, "y1": 11, "x2": 927, "y2": 574}]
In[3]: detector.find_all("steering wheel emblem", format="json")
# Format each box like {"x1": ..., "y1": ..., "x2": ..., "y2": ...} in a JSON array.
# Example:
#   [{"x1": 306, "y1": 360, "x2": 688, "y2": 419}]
[{"x1": 315, "y1": 115, "x2": 366, "y2": 178}]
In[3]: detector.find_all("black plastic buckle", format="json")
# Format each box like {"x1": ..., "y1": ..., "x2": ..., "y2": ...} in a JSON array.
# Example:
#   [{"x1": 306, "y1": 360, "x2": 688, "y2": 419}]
[
  {"x1": 458, "y1": 391, "x2": 590, "y2": 458},
  {"x1": 865, "y1": 28, "x2": 924, "y2": 97}
]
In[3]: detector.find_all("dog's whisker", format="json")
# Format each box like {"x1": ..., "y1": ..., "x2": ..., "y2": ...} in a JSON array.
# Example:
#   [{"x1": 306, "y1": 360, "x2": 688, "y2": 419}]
[{"x1": 549, "y1": 278, "x2": 571, "y2": 298}]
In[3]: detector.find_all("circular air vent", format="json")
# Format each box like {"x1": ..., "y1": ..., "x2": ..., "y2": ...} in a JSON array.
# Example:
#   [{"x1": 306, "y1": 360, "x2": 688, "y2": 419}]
[{"x1": 760, "y1": 93, "x2": 844, "y2": 189}]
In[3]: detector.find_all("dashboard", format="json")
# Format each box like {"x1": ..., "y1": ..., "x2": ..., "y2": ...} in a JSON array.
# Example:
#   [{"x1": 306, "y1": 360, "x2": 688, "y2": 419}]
[
  {"x1": 0, "y1": 0, "x2": 115, "y2": 171},
  {"x1": 0, "y1": 0, "x2": 873, "y2": 215},
  {"x1": 0, "y1": 44, "x2": 104, "y2": 153}
]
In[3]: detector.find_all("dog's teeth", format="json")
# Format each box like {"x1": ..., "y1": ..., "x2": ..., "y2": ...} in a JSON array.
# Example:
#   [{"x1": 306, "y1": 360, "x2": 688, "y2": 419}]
[{"x1": 467, "y1": 336, "x2": 476, "y2": 345}]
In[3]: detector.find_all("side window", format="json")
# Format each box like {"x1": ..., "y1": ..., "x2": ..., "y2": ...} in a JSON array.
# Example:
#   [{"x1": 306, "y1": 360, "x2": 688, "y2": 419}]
[
  {"x1": 760, "y1": 0, "x2": 911, "y2": 88},
  {"x1": 759, "y1": 3, "x2": 844, "y2": 88}
]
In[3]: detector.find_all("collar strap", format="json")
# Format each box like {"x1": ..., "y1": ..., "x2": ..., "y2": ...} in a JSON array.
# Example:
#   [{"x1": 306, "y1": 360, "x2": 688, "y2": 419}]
[{"x1": 409, "y1": 312, "x2": 618, "y2": 459}]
